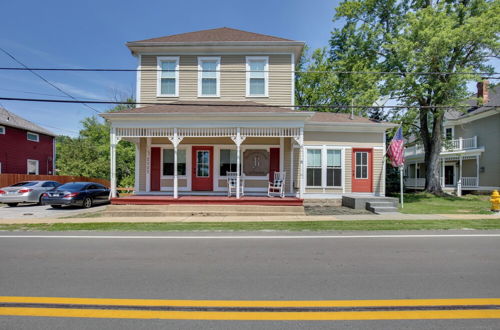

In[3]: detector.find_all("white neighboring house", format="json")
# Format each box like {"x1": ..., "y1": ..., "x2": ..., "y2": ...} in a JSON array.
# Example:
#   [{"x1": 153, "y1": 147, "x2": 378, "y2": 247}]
[{"x1": 404, "y1": 81, "x2": 500, "y2": 193}]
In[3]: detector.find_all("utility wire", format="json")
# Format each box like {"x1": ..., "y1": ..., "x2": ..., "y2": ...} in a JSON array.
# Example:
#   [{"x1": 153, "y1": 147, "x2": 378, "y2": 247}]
[
  {"x1": 0, "y1": 96, "x2": 496, "y2": 110},
  {"x1": 0, "y1": 48, "x2": 101, "y2": 114},
  {"x1": 0, "y1": 66, "x2": 499, "y2": 77}
]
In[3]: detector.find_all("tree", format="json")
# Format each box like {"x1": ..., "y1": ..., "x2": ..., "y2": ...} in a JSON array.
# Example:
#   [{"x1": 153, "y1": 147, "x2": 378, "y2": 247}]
[
  {"x1": 299, "y1": 0, "x2": 499, "y2": 194},
  {"x1": 56, "y1": 100, "x2": 136, "y2": 187}
]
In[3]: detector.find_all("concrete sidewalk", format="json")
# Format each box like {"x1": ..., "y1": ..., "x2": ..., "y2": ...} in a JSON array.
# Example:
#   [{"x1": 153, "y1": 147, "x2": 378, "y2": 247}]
[{"x1": 0, "y1": 213, "x2": 498, "y2": 224}]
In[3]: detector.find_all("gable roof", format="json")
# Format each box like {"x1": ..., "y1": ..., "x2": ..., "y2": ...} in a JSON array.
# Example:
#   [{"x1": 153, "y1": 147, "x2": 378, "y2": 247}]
[
  {"x1": 129, "y1": 27, "x2": 294, "y2": 44},
  {"x1": 446, "y1": 84, "x2": 500, "y2": 121},
  {"x1": 0, "y1": 107, "x2": 56, "y2": 136}
]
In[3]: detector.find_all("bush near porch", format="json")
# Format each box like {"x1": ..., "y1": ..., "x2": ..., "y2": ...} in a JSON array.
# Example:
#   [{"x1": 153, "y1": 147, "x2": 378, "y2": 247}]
[{"x1": 395, "y1": 192, "x2": 492, "y2": 214}]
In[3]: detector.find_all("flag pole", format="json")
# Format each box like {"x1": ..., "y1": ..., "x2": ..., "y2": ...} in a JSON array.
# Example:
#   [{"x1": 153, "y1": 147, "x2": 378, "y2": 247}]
[{"x1": 400, "y1": 165, "x2": 404, "y2": 208}]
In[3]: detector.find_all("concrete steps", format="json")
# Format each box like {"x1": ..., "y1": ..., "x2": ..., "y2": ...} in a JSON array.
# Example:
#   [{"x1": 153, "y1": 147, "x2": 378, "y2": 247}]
[
  {"x1": 342, "y1": 195, "x2": 400, "y2": 214},
  {"x1": 366, "y1": 202, "x2": 399, "y2": 214},
  {"x1": 103, "y1": 204, "x2": 306, "y2": 217}
]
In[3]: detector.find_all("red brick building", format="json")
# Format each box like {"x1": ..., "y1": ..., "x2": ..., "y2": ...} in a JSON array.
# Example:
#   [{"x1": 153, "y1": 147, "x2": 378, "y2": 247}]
[{"x1": 0, "y1": 107, "x2": 56, "y2": 175}]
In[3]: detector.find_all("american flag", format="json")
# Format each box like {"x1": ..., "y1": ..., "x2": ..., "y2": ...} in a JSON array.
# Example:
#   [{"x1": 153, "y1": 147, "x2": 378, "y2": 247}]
[{"x1": 387, "y1": 127, "x2": 405, "y2": 167}]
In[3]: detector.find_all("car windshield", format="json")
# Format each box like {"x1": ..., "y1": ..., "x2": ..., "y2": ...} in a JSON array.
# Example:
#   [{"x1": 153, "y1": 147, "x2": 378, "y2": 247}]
[
  {"x1": 57, "y1": 183, "x2": 87, "y2": 191},
  {"x1": 10, "y1": 182, "x2": 38, "y2": 187}
]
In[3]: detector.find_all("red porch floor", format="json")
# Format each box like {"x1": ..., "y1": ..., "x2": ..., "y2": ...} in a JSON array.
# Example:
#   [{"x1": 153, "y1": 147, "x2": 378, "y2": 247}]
[{"x1": 111, "y1": 195, "x2": 303, "y2": 206}]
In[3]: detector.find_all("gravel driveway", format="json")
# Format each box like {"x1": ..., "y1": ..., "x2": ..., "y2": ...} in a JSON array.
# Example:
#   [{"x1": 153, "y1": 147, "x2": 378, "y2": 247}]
[{"x1": 0, "y1": 203, "x2": 107, "y2": 219}]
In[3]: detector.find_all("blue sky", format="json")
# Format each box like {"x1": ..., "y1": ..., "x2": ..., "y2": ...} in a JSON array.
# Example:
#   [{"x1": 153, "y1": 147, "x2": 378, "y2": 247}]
[{"x1": 0, "y1": 0, "x2": 339, "y2": 136}]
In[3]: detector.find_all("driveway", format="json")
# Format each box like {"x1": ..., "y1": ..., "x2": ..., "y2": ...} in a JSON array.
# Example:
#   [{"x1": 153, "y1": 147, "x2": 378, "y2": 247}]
[{"x1": 0, "y1": 203, "x2": 107, "y2": 219}]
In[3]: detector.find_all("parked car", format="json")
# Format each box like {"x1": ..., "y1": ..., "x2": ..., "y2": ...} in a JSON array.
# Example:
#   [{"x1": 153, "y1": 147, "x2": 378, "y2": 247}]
[
  {"x1": 41, "y1": 182, "x2": 111, "y2": 208},
  {"x1": 0, "y1": 181, "x2": 61, "y2": 207}
]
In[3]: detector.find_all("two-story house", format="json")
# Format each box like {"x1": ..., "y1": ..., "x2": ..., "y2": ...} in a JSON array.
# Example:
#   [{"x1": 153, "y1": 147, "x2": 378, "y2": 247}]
[
  {"x1": 101, "y1": 27, "x2": 396, "y2": 200},
  {"x1": 404, "y1": 81, "x2": 500, "y2": 194},
  {"x1": 0, "y1": 107, "x2": 56, "y2": 175}
]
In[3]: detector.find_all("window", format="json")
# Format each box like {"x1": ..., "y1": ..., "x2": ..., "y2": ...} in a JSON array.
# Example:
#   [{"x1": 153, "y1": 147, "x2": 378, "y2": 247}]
[
  {"x1": 246, "y1": 57, "x2": 268, "y2": 97},
  {"x1": 355, "y1": 152, "x2": 368, "y2": 179},
  {"x1": 27, "y1": 132, "x2": 39, "y2": 142},
  {"x1": 307, "y1": 149, "x2": 322, "y2": 186},
  {"x1": 196, "y1": 150, "x2": 210, "y2": 177},
  {"x1": 0, "y1": 125, "x2": 5, "y2": 134},
  {"x1": 445, "y1": 127, "x2": 453, "y2": 139},
  {"x1": 220, "y1": 149, "x2": 237, "y2": 176},
  {"x1": 326, "y1": 150, "x2": 342, "y2": 187},
  {"x1": 198, "y1": 57, "x2": 220, "y2": 97},
  {"x1": 27, "y1": 159, "x2": 39, "y2": 175},
  {"x1": 162, "y1": 149, "x2": 186, "y2": 176},
  {"x1": 157, "y1": 57, "x2": 179, "y2": 97}
]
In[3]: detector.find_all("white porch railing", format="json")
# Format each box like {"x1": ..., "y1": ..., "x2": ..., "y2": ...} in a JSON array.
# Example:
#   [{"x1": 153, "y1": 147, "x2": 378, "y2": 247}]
[
  {"x1": 461, "y1": 177, "x2": 478, "y2": 187},
  {"x1": 405, "y1": 136, "x2": 478, "y2": 157},
  {"x1": 404, "y1": 178, "x2": 426, "y2": 187}
]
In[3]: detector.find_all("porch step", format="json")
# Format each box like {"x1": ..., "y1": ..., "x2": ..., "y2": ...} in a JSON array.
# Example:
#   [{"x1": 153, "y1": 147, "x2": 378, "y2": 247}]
[
  {"x1": 103, "y1": 204, "x2": 305, "y2": 217},
  {"x1": 342, "y1": 195, "x2": 399, "y2": 214},
  {"x1": 366, "y1": 202, "x2": 399, "y2": 214}
]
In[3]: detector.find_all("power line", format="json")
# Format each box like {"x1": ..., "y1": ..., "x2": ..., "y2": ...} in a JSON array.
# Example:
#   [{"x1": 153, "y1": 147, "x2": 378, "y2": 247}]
[
  {"x1": 0, "y1": 48, "x2": 101, "y2": 114},
  {"x1": 0, "y1": 66, "x2": 499, "y2": 77},
  {"x1": 0, "y1": 87, "x2": 107, "y2": 101},
  {"x1": 0, "y1": 96, "x2": 497, "y2": 110}
]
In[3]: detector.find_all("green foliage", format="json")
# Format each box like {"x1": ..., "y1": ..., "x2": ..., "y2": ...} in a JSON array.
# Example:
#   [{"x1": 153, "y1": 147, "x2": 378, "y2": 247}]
[{"x1": 56, "y1": 100, "x2": 136, "y2": 187}]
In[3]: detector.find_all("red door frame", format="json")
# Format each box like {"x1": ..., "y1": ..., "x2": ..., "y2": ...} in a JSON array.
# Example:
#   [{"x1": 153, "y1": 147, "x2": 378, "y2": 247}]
[
  {"x1": 191, "y1": 146, "x2": 214, "y2": 191},
  {"x1": 150, "y1": 147, "x2": 161, "y2": 191},
  {"x1": 269, "y1": 148, "x2": 280, "y2": 183},
  {"x1": 351, "y1": 148, "x2": 373, "y2": 193}
]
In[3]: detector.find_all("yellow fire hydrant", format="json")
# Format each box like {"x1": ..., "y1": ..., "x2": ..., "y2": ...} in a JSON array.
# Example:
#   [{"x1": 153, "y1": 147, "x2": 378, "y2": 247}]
[{"x1": 491, "y1": 190, "x2": 500, "y2": 212}]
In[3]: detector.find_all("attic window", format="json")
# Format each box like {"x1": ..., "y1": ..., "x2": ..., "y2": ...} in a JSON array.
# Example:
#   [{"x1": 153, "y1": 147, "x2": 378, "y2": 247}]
[
  {"x1": 0, "y1": 125, "x2": 4, "y2": 134},
  {"x1": 27, "y1": 132, "x2": 39, "y2": 142}
]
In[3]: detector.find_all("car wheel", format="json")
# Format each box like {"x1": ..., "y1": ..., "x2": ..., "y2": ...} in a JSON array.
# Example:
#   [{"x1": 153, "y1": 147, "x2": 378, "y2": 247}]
[
  {"x1": 38, "y1": 195, "x2": 44, "y2": 205},
  {"x1": 82, "y1": 197, "x2": 93, "y2": 208},
  {"x1": 51, "y1": 205, "x2": 62, "y2": 209},
  {"x1": 7, "y1": 203, "x2": 18, "y2": 207}
]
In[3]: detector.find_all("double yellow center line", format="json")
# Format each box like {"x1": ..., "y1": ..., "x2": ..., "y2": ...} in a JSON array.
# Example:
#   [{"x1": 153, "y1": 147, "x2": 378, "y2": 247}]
[{"x1": 0, "y1": 296, "x2": 499, "y2": 321}]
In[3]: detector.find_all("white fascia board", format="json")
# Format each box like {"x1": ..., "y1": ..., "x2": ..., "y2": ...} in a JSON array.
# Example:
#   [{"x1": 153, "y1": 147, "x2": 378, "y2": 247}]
[
  {"x1": 305, "y1": 122, "x2": 397, "y2": 132},
  {"x1": 110, "y1": 119, "x2": 306, "y2": 129}
]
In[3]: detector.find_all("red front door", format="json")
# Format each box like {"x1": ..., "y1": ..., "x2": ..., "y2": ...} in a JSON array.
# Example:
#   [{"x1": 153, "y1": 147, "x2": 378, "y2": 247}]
[
  {"x1": 192, "y1": 146, "x2": 213, "y2": 191},
  {"x1": 352, "y1": 148, "x2": 373, "y2": 192},
  {"x1": 269, "y1": 148, "x2": 280, "y2": 182},
  {"x1": 150, "y1": 147, "x2": 161, "y2": 191}
]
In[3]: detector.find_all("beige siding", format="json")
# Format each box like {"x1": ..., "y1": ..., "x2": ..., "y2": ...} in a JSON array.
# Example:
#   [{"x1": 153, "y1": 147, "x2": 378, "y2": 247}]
[
  {"x1": 140, "y1": 54, "x2": 292, "y2": 105},
  {"x1": 462, "y1": 159, "x2": 476, "y2": 177},
  {"x1": 453, "y1": 113, "x2": 500, "y2": 187},
  {"x1": 344, "y1": 148, "x2": 352, "y2": 193},
  {"x1": 161, "y1": 179, "x2": 187, "y2": 187},
  {"x1": 373, "y1": 148, "x2": 385, "y2": 195}
]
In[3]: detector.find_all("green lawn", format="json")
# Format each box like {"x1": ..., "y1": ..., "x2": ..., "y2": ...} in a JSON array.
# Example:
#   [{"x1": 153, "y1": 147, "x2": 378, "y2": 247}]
[
  {"x1": 397, "y1": 193, "x2": 492, "y2": 214},
  {"x1": 0, "y1": 219, "x2": 499, "y2": 232}
]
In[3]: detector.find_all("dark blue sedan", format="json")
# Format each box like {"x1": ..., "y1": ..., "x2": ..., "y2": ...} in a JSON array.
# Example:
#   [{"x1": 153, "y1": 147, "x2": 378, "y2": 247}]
[{"x1": 41, "y1": 182, "x2": 111, "y2": 208}]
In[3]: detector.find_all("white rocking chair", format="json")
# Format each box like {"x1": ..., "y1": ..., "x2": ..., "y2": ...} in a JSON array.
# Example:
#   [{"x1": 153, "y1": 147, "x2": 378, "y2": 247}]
[
  {"x1": 226, "y1": 172, "x2": 244, "y2": 197},
  {"x1": 268, "y1": 172, "x2": 286, "y2": 198}
]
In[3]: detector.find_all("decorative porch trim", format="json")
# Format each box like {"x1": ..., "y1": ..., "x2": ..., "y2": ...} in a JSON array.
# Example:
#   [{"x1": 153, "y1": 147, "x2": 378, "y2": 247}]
[{"x1": 115, "y1": 127, "x2": 301, "y2": 138}]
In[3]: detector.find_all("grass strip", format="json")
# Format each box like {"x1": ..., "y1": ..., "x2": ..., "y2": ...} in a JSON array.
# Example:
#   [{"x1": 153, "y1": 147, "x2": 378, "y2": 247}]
[{"x1": 0, "y1": 219, "x2": 499, "y2": 232}]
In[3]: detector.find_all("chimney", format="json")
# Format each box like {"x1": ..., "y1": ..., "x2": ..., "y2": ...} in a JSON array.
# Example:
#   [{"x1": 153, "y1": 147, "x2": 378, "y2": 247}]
[{"x1": 477, "y1": 79, "x2": 489, "y2": 105}]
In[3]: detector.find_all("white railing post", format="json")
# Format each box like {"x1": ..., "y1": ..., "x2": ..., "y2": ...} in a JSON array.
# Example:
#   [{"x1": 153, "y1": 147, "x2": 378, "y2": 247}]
[
  {"x1": 110, "y1": 127, "x2": 117, "y2": 198},
  {"x1": 459, "y1": 137, "x2": 463, "y2": 150},
  {"x1": 168, "y1": 128, "x2": 183, "y2": 199},
  {"x1": 473, "y1": 136, "x2": 477, "y2": 149},
  {"x1": 231, "y1": 128, "x2": 246, "y2": 199}
]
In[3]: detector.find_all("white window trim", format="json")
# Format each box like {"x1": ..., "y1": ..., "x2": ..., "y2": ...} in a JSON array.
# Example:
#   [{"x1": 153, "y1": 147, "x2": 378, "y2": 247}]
[
  {"x1": 27, "y1": 131, "x2": 39, "y2": 142},
  {"x1": 156, "y1": 56, "x2": 180, "y2": 97},
  {"x1": 0, "y1": 125, "x2": 5, "y2": 134},
  {"x1": 198, "y1": 56, "x2": 221, "y2": 98},
  {"x1": 27, "y1": 159, "x2": 39, "y2": 175},
  {"x1": 305, "y1": 146, "x2": 344, "y2": 189},
  {"x1": 246, "y1": 56, "x2": 269, "y2": 98},
  {"x1": 444, "y1": 126, "x2": 454, "y2": 139}
]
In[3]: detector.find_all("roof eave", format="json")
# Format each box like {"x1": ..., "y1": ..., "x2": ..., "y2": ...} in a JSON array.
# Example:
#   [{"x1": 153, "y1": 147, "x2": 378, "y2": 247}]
[{"x1": 100, "y1": 111, "x2": 314, "y2": 120}]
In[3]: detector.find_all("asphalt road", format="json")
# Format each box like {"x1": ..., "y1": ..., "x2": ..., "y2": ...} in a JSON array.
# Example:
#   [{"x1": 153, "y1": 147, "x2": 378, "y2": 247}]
[
  {"x1": 0, "y1": 230, "x2": 499, "y2": 329},
  {"x1": 0, "y1": 203, "x2": 107, "y2": 219}
]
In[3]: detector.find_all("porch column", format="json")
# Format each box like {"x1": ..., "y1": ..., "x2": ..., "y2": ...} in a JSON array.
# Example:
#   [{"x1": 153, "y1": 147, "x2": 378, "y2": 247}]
[
  {"x1": 110, "y1": 127, "x2": 117, "y2": 198},
  {"x1": 441, "y1": 158, "x2": 445, "y2": 187},
  {"x1": 231, "y1": 128, "x2": 246, "y2": 199},
  {"x1": 293, "y1": 128, "x2": 305, "y2": 199},
  {"x1": 476, "y1": 155, "x2": 480, "y2": 187},
  {"x1": 457, "y1": 155, "x2": 463, "y2": 196},
  {"x1": 168, "y1": 128, "x2": 183, "y2": 199}
]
